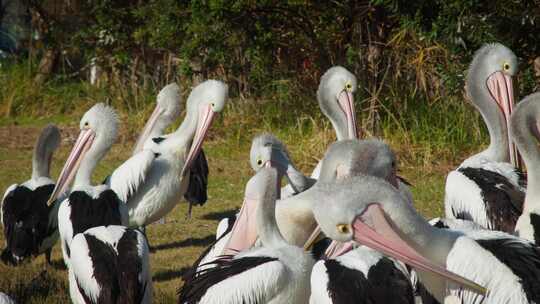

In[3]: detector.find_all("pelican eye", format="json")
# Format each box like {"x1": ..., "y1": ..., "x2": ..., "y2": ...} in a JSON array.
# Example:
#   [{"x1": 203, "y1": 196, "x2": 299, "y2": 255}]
[
  {"x1": 503, "y1": 62, "x2": 510, "y2": 71},
  {"x1": 84, "y1": 122, "x2": 89, "y2": 127},
  {"x1": 345, "y1": 82, "x2": 353, "y2": 91},
  {"x1": 257, "y1": 159, "x2": 263, "y2": 166},
  {"x1": 336, "y1": 224, "x2": 350, "y2": 234},
  {"x1": 211, "y1": 102, "x2": 216, "y2": 108}
]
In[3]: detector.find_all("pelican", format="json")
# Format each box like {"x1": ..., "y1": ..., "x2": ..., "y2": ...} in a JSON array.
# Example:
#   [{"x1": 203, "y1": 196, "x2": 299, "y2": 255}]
[
  {"x1": 132, "y1": 83, "x2": 181, "y2": 154},
  {"x1": 511, "y1": 92, "x2": 540, "y2": 245},
  {"x1": 187, "y1": 133, "x2": 313, "y2": 274},
  {"x1": 46, "y1": 103, "x2": 129, "y2": 266},
  {"x1": 277, "y1": 139, "x2": 412, "y2": 248},
  {"x1": 106, "y1": 80, "x2": 228, "y2": 227},
  {"x1": 68, "y1": 225, "x2": 152, "y2": 303},
  {"x1": 311, "y1": 66, "x2": 358, "y2": 179},
  {"x1": 305, "y1": 139, "x2": 414, "y2": 304},
  {"x1": 129, "y1": 83, "x2": 208, "y2": 221},
  {"x1": 1, "y1": 124, "x2": 61, "y2": 265},
  {"x1": 312, "y1": 174, "x2": 540, "y2": 303},
  {"x1": 444, "y1": 43, "x2": 525, "y2": 232},
  {"x1": 179, "y1": 168, "x2": 315, "y2": 304},
  {"x1": 311, "y1": 66, "x2": 413, "y2": 197}
]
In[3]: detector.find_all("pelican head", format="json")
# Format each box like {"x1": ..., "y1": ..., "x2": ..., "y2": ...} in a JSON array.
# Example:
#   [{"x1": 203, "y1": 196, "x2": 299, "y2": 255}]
[
  {"x1": 467, "y1": 43, "x2": 519, "y2": 166},
  {"x1": 47, "y1": 103, "x2": 118, "y2": 205},
  {"x1": 304, "y1": 139, "x2": 399, "y2": 256},
  {"x1": 318, "y1": 139, "x2": 397, "y2": 186},
  {"x1": 181, "y1": 80, "x2": 228, "y2": 176},
  {"x1": 132, "y1": 83, "x2": 182, "y2": 154},
  {"x1": 312, "y1": 175, "x2": 487, "y2": 295},
  {"x1": 249, "y1": 133, "x2": 291, "y2": 175},
  {"x1": 318, "y1": 66, "x2": 358, "y2": 140}
]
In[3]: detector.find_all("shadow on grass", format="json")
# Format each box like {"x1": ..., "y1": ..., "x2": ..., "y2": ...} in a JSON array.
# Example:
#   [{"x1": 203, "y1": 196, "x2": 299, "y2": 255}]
[
  {"x1": 200, "y1": 209, "x2": 237, "y2": 221},
  {"x1": 9, "y1": 270, "x2": 65, "y2": 303},
  {"x1": 151, "y1": 235, "x2": 214, "y2": 251},
  {"x1": 153, "y1": 266, "x2": 191, "y2": 282}
]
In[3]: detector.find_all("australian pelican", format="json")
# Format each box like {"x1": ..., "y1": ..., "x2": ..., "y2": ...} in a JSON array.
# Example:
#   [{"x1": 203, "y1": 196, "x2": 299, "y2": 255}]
[
  {"x1": 179, "y1": 168, "x2": 314, "y2": 304},
  {"x1": 444, "y1": 43, "x2": 525, "y2": 232},
  {"x1": 313, "y1": 174, "x2": 540, "y2": 303},
  {"x1": 1, "y1": 124, "x2": 61, "y2": 265},
  {"x1": 106, "y1": 80, "x2": 228, "y2": 227}
]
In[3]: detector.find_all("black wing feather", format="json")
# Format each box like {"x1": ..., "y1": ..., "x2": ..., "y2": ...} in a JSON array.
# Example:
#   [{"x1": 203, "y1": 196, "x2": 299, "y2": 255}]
[
  {"x1": 69, "y1": 190, "x2": 123, "y2": 236},
  {"x1": 184, "y1": 149, "x2": 209, "y2": 206},
  {"x1": 477, "y1": 238, "x2": 540, "y2": 302},
  {"x1": 458, "y1": 167, "x2": 524, "y2": 232},
  {"x1": 1, "y1": 184, "x2": 55, "y2": 264},
  {"x1": 178, "y1": 255, "x2": 277, "y2": 304}
]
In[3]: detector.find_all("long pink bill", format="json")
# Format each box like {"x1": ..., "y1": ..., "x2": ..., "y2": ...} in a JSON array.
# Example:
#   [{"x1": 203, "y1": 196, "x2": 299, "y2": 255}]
[
  {"x1": 46, "y1": 129, "x2": 95, "y2": 206},
  {"x1": 353, "y1": 204, "x2": 487, "y2": 295},
  {"x1": 221, "y1": 196, "x2": 260, "y2": 255},
  {"x1": 132, "y1": 105, "x2": 163, "y2": 154},
  {"x1": 222, "y1": 161, "x2": 280, "y2": 256},
  {"x1": 304, "y1": 223, "x2": 354, "y2": 259},
  {"x1": 486, "y1": 71, "x2": 521, "y2": 169},
  {"x1": 337, "y1": 90, "x2": 359, "y2": 139},
  {"x1": 322, "y1": 240, "x2": 355, "y2": 259},
  {"x1": 181, "y1": 104, "x2": 215, "y2": 176}
]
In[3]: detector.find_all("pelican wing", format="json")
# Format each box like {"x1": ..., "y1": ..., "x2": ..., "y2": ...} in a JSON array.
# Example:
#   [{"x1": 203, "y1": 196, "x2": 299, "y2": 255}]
[
  {"x1": 70, "y1": 226, "x2": 152, "y2": 303},
  {"x1": 184, "y1": 149, "x2": 209, "y2": 206},
  {"x1": 1, "y1": 184, "x2": 18, "y2": 226},
  {"x1": 179, "y1": 255, "x2": 287, "y2": 304},
  {"x1": 446, "y1": 232, "x2": 540, "y2": 303},
  {"x1": 445, "y1": 165, "x2": 524, "y2": 232},
  {"x1": 106, "y1": 150, "x2": 156, "y2": 204}
]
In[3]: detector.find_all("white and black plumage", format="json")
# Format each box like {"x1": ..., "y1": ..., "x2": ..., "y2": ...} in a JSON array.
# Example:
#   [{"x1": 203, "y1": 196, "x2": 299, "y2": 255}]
[
  {"x1": 306, "y1": 139, "x2": 415, "y2": 304},
  {"x1": 106, "y1": 80, "x2": 228, "y2": 228},
  {"x1": 179, "y1": 168, "x2": 315, "y2": 304},
  {"x1": 310, "y1": 246, "x2": 414, "y2": 304},
  {"x1": 445, "y1": 43, "x2": 525, "y2": 233},
  {"x1": 511, "y1": 92, "x2": 540, "y2": 245},
  {"x1": 313, "y1": 174, "x2": 540, "y2": 303},
  {"x1": 68, "y1": 225, "x2": 152, "y2": 304},
  {"x1": 428, "y1": 217, "x2": 483, "y2": 231},
  {"x1": 187, "y1": 133, "x2": 311, "y2": 275},
  {"x1": 1, "y1": 124, "x2": 61, "y2": 265},
  {"x1": 49, "y1": 103, "x2": 128, "y2": 267}
]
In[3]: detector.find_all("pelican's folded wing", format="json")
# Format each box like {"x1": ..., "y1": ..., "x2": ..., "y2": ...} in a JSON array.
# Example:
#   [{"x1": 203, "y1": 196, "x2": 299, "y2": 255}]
[
  {"x1": 179, "y1": 255, "x2": 287, "y2": 304},
  {"x1": 106, "y1": 150, "x2": 156, "y2": 204}
]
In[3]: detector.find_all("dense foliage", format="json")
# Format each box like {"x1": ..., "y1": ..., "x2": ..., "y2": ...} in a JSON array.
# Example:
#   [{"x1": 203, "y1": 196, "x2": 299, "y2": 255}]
[{"x1": 1, "y1": 1, "x2": 539, "y2": 127}]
